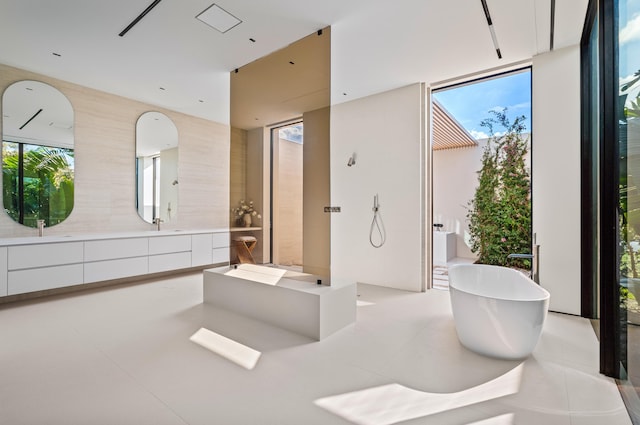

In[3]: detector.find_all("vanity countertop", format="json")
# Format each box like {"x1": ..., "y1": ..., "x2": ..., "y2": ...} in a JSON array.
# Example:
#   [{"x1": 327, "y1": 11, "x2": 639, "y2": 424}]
[{"x1": 0, "y1": 228, "x2": 230, "y2": 246}]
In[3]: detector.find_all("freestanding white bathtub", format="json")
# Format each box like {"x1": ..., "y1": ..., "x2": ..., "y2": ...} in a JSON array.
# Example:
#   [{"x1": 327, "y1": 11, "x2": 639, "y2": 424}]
[{"x1": 448, "y1": 264, "x2": 550, "y2": 359}]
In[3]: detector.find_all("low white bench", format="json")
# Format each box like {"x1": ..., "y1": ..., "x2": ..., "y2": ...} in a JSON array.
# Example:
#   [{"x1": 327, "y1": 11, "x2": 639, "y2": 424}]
[{"x1": 203, "y1": 265, "x2": 356, "y2": 340}]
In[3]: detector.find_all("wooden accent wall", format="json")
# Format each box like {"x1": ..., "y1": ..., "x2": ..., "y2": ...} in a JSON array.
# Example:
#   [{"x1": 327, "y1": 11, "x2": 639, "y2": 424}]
[{"x1": 230, "y1": 127, "x2": 247, "y2": 226}]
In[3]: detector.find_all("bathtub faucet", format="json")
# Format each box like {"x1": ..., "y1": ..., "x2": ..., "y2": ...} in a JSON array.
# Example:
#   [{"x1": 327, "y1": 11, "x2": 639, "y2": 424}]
[{"x1": 507, "y1": 245, "x2": 540, "y2": 284}]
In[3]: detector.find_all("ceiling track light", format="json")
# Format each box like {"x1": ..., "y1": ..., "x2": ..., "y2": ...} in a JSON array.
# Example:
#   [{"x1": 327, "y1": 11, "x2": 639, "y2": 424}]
[
  {"x1": 480, "y1": 0, "x2": 502, "y2": 59},
  {"x1": 119, "y1": 0, "x2": 163, "y2": 37},
  {"x1": 19, "y1": 109, "x2": 43, "y2": 130}
]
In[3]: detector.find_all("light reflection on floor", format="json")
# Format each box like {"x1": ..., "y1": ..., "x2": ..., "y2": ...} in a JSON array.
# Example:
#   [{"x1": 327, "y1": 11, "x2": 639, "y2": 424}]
[
  {"x1": 314, "y1": 364, "x2": 523, "y2": 425},
  {"x1": 190, "y1": 327, "x2": 262, "y2": 370}
]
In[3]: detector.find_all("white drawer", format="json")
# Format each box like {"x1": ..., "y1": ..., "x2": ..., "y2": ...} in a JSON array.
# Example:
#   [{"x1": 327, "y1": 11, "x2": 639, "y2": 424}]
[
  {"x1": 8, "y1": 242, "x2": 84, "y2": 270},
  {"x1": 8, "y1": 264, "x2": 84, "y2": 295},
  {"x1": 212, "y1": 232, "x2": 230, "y2": 248},
  {"x1": 84, "y1": 238, "x2": 148, "y2": 262},
  {"x1": 0, "y1": 247, "x2": 7, "y2": 296},
  {"x1": 212, "y1": 247, "x2": 230, "y2": 264},
  {"x1": 148, "y1": 235, "x2": 191, "y2": 255},
  {"x1": 149, "y1": 252, "x2": 191, "y2": 273},
  {"x1": 84, "y1": 257, "x2": 149, "y2": 283},
  {"x1": 191, "y1": 234, "x2": 213, "y2": 266}
]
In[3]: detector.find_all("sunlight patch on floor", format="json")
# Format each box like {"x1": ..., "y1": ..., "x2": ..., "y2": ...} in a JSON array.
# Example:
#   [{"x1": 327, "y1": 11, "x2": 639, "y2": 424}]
[
  {"x1": 314, "y1": 363, "x2": 523, "y2": 425},
  {"x1": 190, "y1": 327, "x2": 261, "y2": 370}
]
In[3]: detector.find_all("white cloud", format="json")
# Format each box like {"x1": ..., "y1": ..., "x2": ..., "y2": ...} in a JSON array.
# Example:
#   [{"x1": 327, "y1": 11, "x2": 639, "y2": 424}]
[
  {"x1": 470, "y1": 130, "x2": 489, "y2": 140},
  {"x1": 489, "y1": 106, "x2": 504, "y2": 113},
  {"x1": 510, "y1": 102, "x2": 531, "y2": 110},
  {"x1": 620, "y1": 14, "x2": 640, "y2": 45}
]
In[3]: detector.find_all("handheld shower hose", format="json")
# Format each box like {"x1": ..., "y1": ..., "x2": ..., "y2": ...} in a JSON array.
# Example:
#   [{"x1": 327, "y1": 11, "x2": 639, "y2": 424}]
[{"x1": 370, "y1": 194, "x2": 386, "y2": 248}]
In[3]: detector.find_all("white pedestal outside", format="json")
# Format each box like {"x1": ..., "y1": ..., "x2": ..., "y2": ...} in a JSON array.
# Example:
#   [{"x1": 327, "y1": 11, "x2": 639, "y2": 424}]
[{"x1": 433, "y1": 231, "x2": 457, "y2": 266}]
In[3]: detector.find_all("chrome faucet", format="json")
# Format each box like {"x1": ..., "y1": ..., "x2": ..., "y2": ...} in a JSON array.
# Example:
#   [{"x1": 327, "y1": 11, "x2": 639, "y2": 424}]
[
  {"x1": 153, "y1": 217, "x2": 164, "y2": 231},
  {"x1": 508, "y1": 234, "x2": 540, "y2": 284},
  {"x1": 36, "y1": 219, "x2": 45, "y2": 237}
]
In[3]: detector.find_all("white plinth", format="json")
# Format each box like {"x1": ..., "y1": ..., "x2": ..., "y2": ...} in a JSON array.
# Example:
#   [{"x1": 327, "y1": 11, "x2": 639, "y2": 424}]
[
  {"x1": 203, "y1": 265, "x2": 356, "y2": 340},
  {"x1": 433, "y1": 231, "x2": 456, "y2": 266}
]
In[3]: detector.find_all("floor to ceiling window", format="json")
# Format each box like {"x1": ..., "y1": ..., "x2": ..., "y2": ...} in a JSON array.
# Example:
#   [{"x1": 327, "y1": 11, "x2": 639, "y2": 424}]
[
  {"x1": 583, "y1": 0, "x2": 640, "y2": 416},
  {"x1": 270, "y1": 122, "x2": 303, "y2": 268},
  {"x1": 431, "y1": 69, "x2": 532, "y2": 290}
]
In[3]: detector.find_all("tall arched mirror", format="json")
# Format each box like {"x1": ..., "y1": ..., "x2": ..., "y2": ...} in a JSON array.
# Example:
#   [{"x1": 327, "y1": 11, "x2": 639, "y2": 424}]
[
  {"x1": 2, "y1": 80, "x2": 75, "y2": 228},
  {"x1": 136, "y1": 112, "x2": 178, "y2": 224}
]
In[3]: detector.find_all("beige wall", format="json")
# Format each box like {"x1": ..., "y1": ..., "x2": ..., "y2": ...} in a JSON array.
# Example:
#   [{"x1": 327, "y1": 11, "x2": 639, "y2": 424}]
[
  {"x1": 0, "y1": 64, "x2": 229, "y2": 237},
  {"x1": 230, "y1": 127, "x2": 248, "y2": 226},
  {"x1": 245, "y1": 127, "x2": 269, "y2": 263},
  {"x1": 275, "y1": 138, "x2": 303, "y2": 266},
  {"x1": 303, "y1": 107, "x2": 331, "y2": 276}
]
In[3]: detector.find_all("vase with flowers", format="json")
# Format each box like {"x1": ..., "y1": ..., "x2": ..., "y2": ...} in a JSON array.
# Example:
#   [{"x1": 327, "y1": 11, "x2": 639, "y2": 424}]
[{"x1": 232, "y1": 200, "x2": 261, "y2": 227}]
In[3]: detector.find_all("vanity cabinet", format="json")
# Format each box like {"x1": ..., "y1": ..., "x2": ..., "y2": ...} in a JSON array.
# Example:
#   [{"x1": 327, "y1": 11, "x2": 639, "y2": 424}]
[
  {"x1": 212, "y1": 232, "x2": 231, "y2": 264},
  {"x1": 148, "y1": 235, "x2": 192, "y2": 273},
  {"x1": 0, "y1": 247, "x2": 6, "y2": 297},
  {"x1": 0, "y1": 230, "x2": 230, "y2": 299},
  {"x1": 84, "y1": 238, "x2": 149, "y2": 283},
  {"x1": 8, "y1": 242, "x2": 84, "y2": 295},
  {"x1": 192, "y1": 234, "x2": 213, "y2": 266}
]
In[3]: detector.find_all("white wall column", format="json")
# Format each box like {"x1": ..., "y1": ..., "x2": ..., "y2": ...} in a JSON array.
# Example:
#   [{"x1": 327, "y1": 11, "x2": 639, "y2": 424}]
[
  {"x1": 330, "y1": 83, "x2": 425, "y2": 292},
  {"x1": 532, "y1": 45, "x2": 581, "y2": 315}
]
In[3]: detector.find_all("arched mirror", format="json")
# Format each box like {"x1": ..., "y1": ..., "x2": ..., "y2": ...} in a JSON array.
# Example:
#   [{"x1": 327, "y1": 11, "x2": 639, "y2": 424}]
[
  {"x1": 136, "y1": 112, "x2": 178, "y2": 224},
  {"x1": 2, "y1": 81, "x2": 75, "y2": 228}
]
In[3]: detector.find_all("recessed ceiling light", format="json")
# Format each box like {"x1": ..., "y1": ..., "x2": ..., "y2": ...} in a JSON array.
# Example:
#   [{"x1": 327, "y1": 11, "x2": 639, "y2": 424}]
[{"x1": 196, "y1": 4, "x2": 242, "y2": 34}]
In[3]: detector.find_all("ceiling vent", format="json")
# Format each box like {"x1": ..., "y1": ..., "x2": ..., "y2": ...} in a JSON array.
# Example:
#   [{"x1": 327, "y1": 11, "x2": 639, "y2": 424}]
[{"x1": 196, "y1": 4, "x2": 242, "y2": 33}]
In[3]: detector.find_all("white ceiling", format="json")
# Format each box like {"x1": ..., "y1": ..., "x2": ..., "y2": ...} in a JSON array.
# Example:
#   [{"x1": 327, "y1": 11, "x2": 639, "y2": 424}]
[{"x1": 0, "y1": 0, "x2": 589, "y2": 125}]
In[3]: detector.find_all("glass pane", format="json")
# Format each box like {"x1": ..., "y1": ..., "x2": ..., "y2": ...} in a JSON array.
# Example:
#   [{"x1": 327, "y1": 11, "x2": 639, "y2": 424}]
[
  {"x1": 590, "y1": 13, "x2": 600, "y2": 318},
  {"x1": 620, "y1": 0, "x2": 640, "y2": 389},
  {"x1": 1, "y1": 141, "x2": 74, "y2": 227}
]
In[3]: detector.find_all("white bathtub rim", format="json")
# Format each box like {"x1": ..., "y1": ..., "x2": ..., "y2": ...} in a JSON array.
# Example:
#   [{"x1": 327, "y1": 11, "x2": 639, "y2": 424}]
[{"x1": 449, "y1": 264, "x2": 550, "y2": 303}]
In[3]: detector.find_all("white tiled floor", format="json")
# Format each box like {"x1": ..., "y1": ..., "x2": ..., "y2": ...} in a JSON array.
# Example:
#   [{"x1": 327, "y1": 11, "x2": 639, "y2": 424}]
[{"x1": 0, "y1": 272, "x2": 631, "y2": 425}]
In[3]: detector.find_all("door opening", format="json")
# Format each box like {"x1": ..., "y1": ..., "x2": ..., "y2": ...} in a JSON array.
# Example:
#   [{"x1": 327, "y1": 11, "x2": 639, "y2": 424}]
[
  {"x1": 430, "y1": 68, "x2": 533, "y2": 290},
  {"x1": 270, "y1": 121, "x2": 304, "y2": 269}
]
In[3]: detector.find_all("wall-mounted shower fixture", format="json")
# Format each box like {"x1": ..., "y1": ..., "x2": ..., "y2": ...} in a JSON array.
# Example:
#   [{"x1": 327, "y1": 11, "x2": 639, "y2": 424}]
[
  {"x1": 347, "y1": 153, "x2": 356, "y2": 167},
  {"x1": 370, "y1": 194, "x2": 386, "y2": 248}
]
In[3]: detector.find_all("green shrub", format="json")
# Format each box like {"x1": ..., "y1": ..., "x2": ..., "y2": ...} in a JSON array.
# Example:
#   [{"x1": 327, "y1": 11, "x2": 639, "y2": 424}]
[{"x1": 467, "y1": 109, "x2": 531, "y2": 268}]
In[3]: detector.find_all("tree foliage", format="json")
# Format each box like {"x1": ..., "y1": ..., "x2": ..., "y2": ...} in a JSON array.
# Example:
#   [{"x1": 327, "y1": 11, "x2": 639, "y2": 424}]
[
  {"x1": 2, "y1": 142, "x2": 74, "y2": 228},
  {"x1": 467, "y1": 109, "x2": 531, "y2": 268}
]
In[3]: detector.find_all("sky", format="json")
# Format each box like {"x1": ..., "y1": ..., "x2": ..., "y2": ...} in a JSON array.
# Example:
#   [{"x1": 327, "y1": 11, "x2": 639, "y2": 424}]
[
  {"x1": 433, "y1": 70, "x2": 532, "y2": 140},
  {"x1": 279, "y1": 123, "x2": 303, "y2": 143}
]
